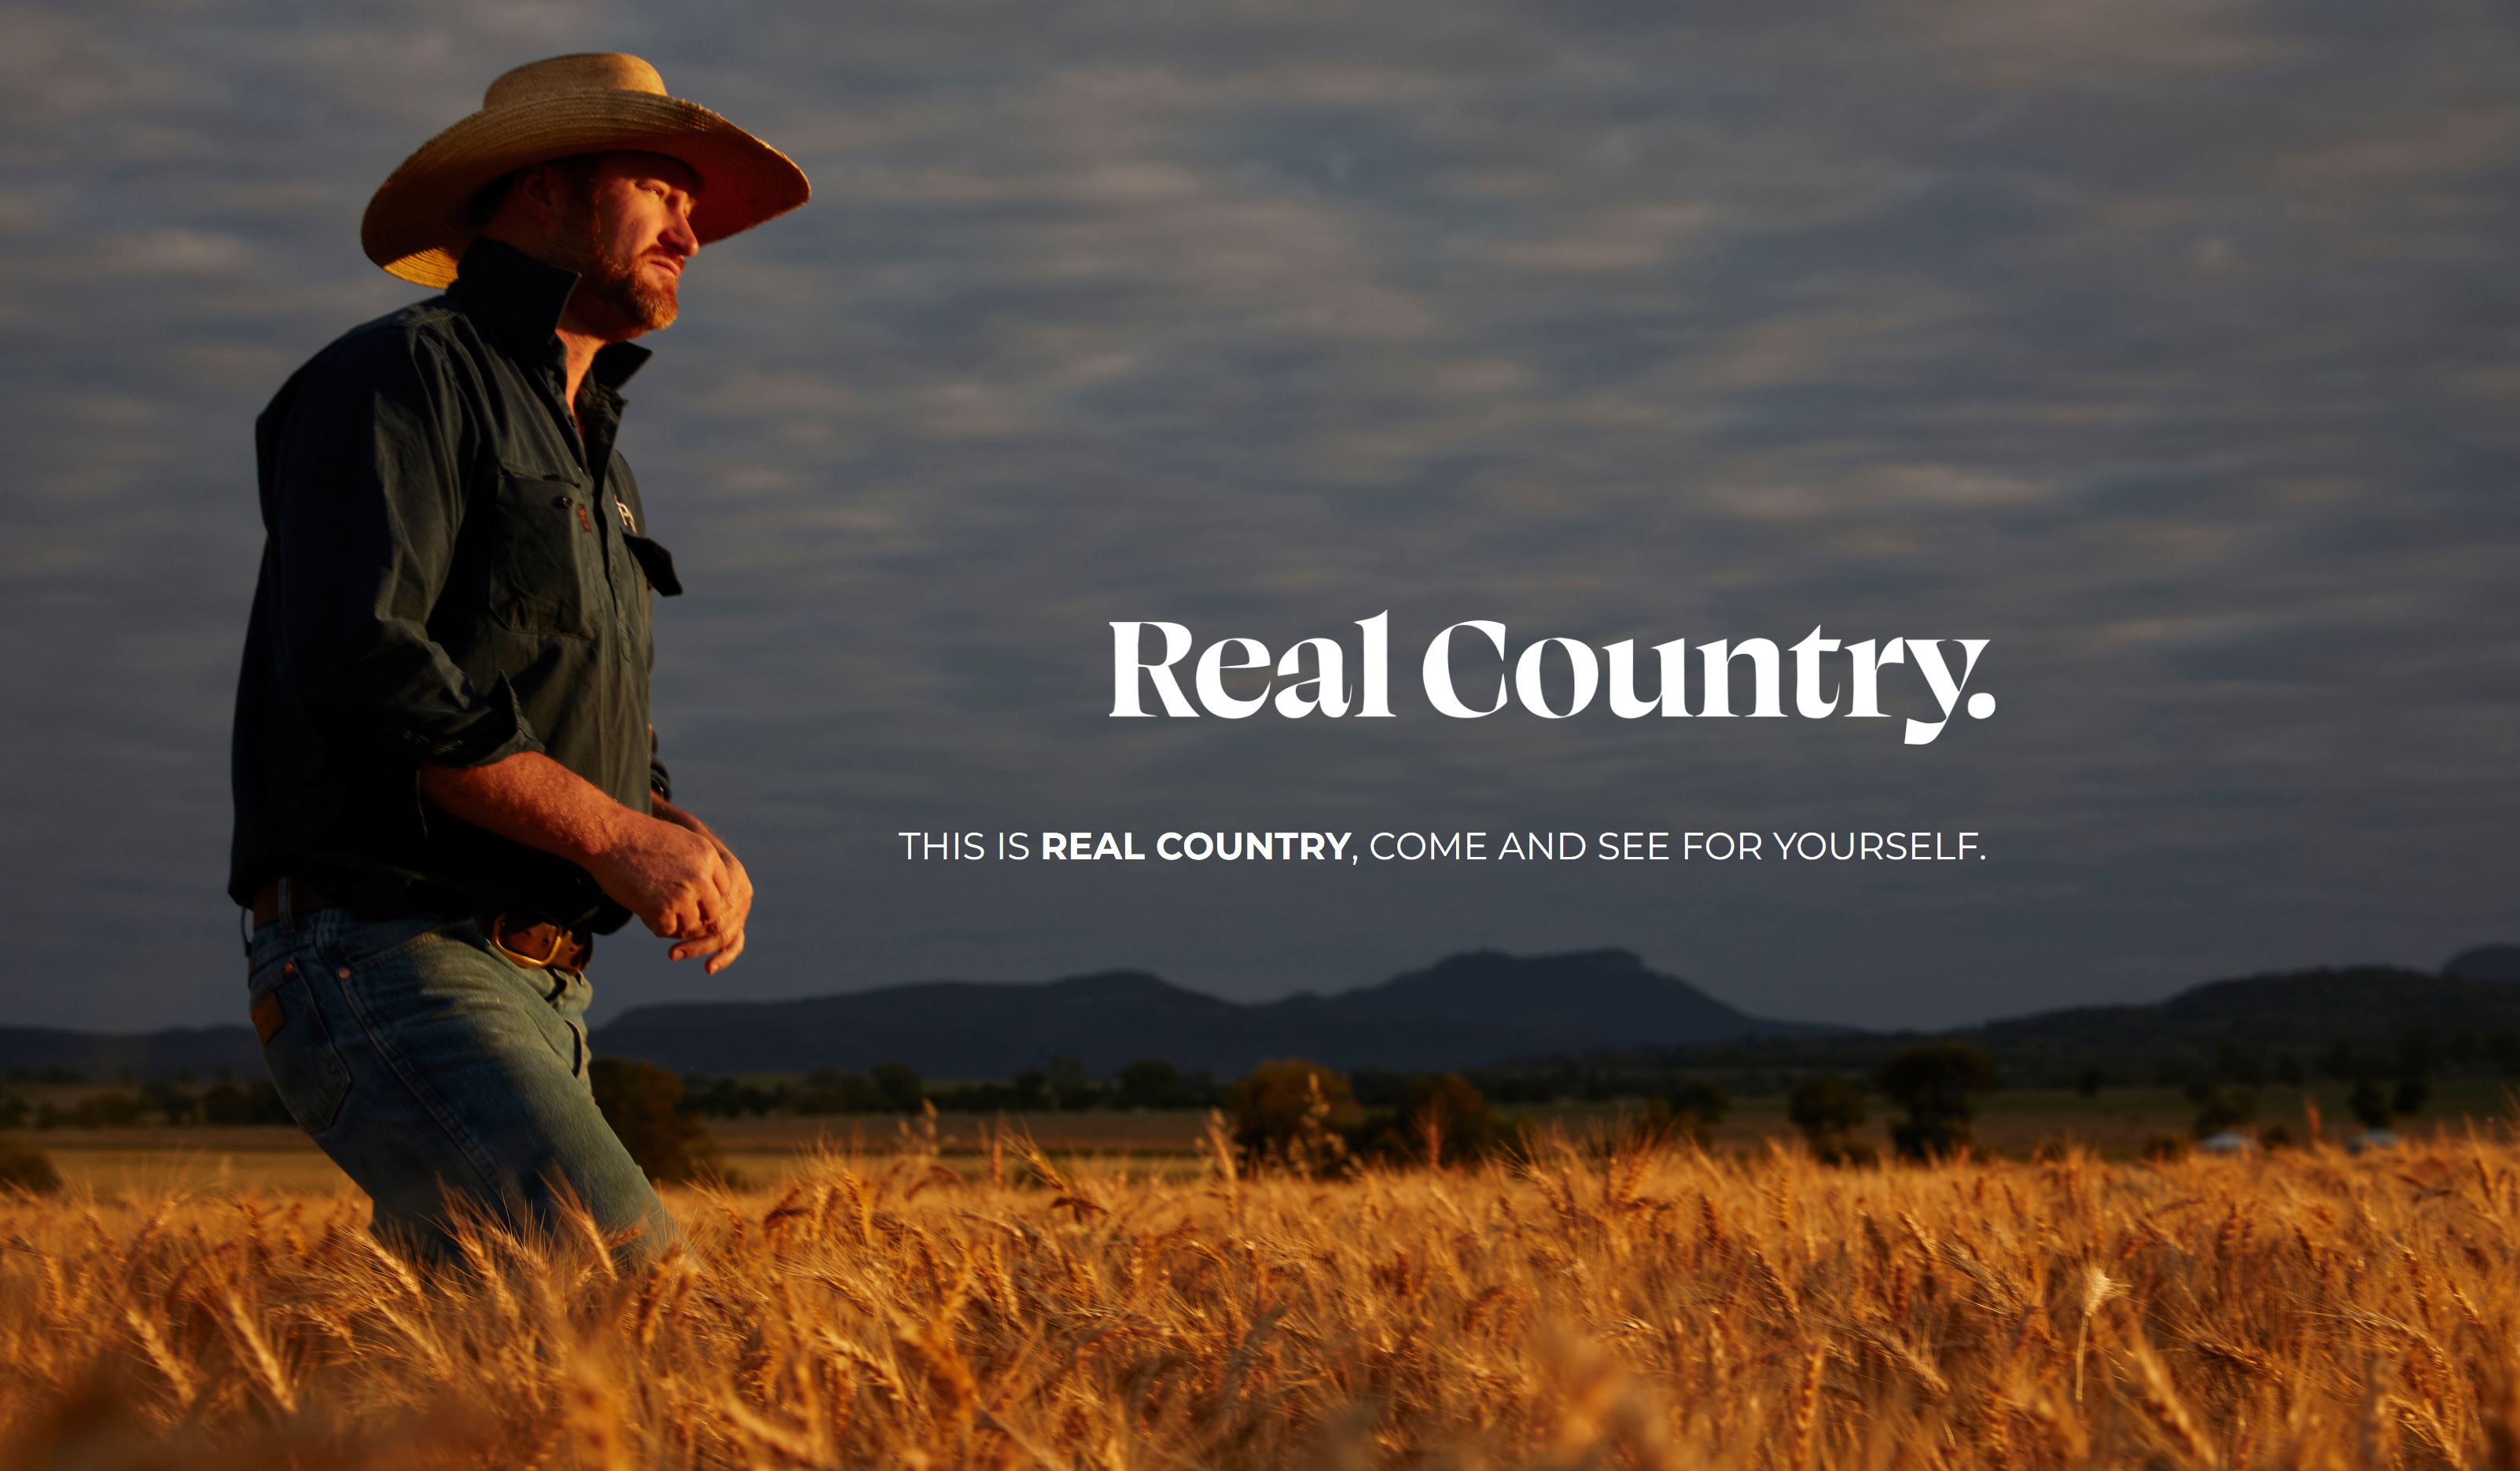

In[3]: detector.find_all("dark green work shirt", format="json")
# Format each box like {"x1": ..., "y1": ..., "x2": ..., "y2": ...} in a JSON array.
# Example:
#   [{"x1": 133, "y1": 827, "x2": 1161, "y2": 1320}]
[{"x1": 229, "y1": 236, "x2": 682, "y2": 932}]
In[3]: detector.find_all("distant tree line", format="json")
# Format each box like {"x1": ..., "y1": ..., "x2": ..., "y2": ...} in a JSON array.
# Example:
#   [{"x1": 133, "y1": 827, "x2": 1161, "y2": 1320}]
[
  {"x1": 0, "y1": 1019, "x2": 2469, "y2": 1201},
  {"x1": 2142, "y1": 1028, "x2": 2473, "y2": 1094},
  {"x1": 2166, "y1": 1037, "x2": 2434, "y2": 1144},
  {"x1": 682, "y1": 1057, "x2": 1227, "y2": 1118},
  {"x1": 0, "y1": 1075, "x2": 297, "y2": 1131},
  {"x1": 1490, "y1": 1018, "x2": 2518, "y2": 1099},
  {"x1": 667, "y1": 1045, "x2": 2002, "y2": 1171},
  {"x1": 674, "y1": 1057, "x2": 1867, "y2": 1120},
  {"x1": 2, "y1": 1018, "x2": 2470, "y2": 1162}
]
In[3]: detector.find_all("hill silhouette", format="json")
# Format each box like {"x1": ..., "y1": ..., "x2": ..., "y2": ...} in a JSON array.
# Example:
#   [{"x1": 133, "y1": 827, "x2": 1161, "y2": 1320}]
[
  {"x1": 9, "y1": 944, "x2": 2518, "y2": 1084},
  {"x1": 0, "y1": 1025, "x2": 275, "y2": 1086},
  {"x1": 1573, "y1": 963, "x2": 2520, "y2": 1088},
  {"x1": 2446, "y1": 945, "x2": 2520, "y2": 982},
  {"x1": 589, "y1": 947, "x2": 1835, "y2": 1076}
]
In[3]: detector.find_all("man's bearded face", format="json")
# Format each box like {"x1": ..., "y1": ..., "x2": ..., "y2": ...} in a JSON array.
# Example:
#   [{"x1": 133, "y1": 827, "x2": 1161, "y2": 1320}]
[{"x1": 546, "y1": 153, "x2": 697, "y2": 333}]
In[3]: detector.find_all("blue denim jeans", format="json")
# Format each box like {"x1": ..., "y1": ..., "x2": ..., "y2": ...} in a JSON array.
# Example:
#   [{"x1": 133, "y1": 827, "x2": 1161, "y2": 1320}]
[{"x1": 243, "y1": 884, "x2": 682, "y2": 1267}]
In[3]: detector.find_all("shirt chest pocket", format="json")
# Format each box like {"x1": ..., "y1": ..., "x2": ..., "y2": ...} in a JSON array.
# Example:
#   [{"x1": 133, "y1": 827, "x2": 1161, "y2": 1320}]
[{"x1": 487, "y1": 464, "x2": 604, "y2": 640}]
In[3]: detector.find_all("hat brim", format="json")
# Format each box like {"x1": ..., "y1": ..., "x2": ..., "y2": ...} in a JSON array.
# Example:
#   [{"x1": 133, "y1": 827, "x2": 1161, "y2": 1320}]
[{"x1": 361, "y1": 90, "x2": 811, "y2": 288}]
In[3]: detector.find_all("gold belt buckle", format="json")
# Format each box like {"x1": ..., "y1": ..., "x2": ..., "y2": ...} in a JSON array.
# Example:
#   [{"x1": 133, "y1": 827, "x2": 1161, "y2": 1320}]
[{"x1": 488, "y1": 913, "x2": 570, "y2": 969}]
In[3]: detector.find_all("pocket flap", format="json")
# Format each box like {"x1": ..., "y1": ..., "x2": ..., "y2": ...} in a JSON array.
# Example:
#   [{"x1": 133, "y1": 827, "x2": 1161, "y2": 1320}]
[
  {"x1": 624, "y1": 534, "x2": 682, "y2": 596},
  {"x1": 495, "y1": 459, "x2": 583, "y2": 488},
  {"x1": 486, "y1": 465, "x2": 599, "y2": 638}
]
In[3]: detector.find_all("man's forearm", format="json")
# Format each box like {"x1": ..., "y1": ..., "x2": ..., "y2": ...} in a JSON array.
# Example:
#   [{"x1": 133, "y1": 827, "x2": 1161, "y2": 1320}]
[
  {"x1": 424, "y1": 754, "x2": 732, "y2": 941},
  {"x1": 418, "y1": 751, "x2": 643, "y2": 866}
]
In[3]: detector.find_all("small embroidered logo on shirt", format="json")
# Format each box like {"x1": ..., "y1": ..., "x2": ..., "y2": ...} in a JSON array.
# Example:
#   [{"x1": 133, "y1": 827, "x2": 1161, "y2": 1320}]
[
  {"x1": 616, "y1": 501, "x2": 636, "y2": 533},
  {"x1": 576, "y1": 504, "x2": 593, "y2": 532}
]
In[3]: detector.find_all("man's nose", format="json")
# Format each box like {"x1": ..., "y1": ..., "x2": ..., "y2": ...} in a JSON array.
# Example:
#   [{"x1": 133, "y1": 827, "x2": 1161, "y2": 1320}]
[{"x1": 659, "y1": 207, "x2": 698, "y2": 259}]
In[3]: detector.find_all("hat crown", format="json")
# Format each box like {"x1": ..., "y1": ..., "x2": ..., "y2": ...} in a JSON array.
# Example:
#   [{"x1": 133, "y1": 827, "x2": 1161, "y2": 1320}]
[
  {"x1": 483, "y1": 53, "x2": 667, "y2": 109},
  {"x1": 367, "y1": 50, "x2": 808, "y2": 287}
]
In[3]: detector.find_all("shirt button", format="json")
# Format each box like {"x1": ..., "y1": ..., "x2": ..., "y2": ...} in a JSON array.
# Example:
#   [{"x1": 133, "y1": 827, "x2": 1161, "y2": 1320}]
[{"x1": 337, "y1": 966, "x2": 352, "y2": 979}]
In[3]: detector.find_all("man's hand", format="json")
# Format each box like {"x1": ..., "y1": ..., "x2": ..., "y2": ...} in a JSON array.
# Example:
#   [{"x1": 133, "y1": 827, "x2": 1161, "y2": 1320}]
[
  {"x1": 416, "y1": 752, "x2": 737, "y2": 954},
  {"x1": 651, "y1": 793, "x2": 753, "y2": 973},
  {"x1": 583, "y1": 816, "x2": 735, "y2": 944}
]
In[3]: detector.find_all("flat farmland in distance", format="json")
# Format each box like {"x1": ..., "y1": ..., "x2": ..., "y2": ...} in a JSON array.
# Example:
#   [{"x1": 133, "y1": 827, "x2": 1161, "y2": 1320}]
[
  {"x1": 1698, "y1": 1079, "x2": 2520, "y2": 1157},
  {"x1": 707, "y1": 1079, "x2": 2520, "y2": 1163},
  {"x1": 22, "y1": 1080, "x2": 2520, "y2": 1194}
]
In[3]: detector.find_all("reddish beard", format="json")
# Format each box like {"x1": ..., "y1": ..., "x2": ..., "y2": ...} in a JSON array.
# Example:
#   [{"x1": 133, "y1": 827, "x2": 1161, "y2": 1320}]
[{"x1": 550, "y1": 194, "x2": 679, "y2": 331}]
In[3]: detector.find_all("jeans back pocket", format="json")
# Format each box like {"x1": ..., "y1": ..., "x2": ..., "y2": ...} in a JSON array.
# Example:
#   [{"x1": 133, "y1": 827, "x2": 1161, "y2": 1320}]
[{"x1": 248, "y1": 954, "x2": 354, "y2": 1137}]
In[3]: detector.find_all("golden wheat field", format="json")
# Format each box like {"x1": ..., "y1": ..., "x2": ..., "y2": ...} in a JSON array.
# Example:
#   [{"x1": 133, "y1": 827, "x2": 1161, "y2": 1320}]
[{"x1": 4, "y1": 1121, "x2": 2517, "y2": 1471}]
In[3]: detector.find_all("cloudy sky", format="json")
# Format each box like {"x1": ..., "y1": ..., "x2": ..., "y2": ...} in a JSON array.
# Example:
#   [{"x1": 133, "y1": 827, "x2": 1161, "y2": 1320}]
[{"x1": 5, "y1": 0, "x2": 2515, "y2": 1035}]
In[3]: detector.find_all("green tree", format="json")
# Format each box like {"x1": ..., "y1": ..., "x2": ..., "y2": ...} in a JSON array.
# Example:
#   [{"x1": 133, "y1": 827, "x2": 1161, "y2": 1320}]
[
  {"x1": 1877, "y1": 1043, "x2": 1997, "y2": 1160},
  {"x1": 2347, "y1": 1077, "x2": 2392, "y2": 1131},
  {"x1": 197, "y1": 1080, "x2": 292, "y2": 1126},
  {"x1": 1043, "y1": 1057, "x2": 1098, "y2": 1110},
  {"x1": 1621, "y1": 1079, "x2": 1731, "y2": 1150},
  {"x1": 199, "y1": 1081, "x2": 251, "y2": 1125},
  {"x1": 73, "y1": 1092, "x2": 145, "y2": 1127},
  {"x1": 1114, "y1": 1058, "x2": 1192, "y2": 1110},
  {"x1": 1392, "y1": 1073, "x2": 1500, "y2": 1166},
  {"x1": 588, "y1": 1058, "x2": 723, "y2": 1184},
  {"x1": 1788, "y1": 1075, "x2": 1868, "y2": 1160},
  {"x1": 2213, "y1": 1042, "x2": 2264, "y2": 1087},
  {"x1": 870, "y1": 1062, "x2": 925, "y2": 1113},
  {"x1": 142, "y1": 1081, "x2": 199, "y2": 1127},
  {"x1": 1228, "y1": 1058, "x2": 1361, "y2": 1174},
  {"x1": 2193, "y1": 1087, "x2": 2256, "y2": 1137},
  {"x1": 794, "y1": 1068, "x2": 881, "y2": 1114},
  {"x1": 1665, "y1": 1079, "x2": 1730, "y2": 1129},
  {"x1": 2397, "y1": 1028, "x2": 2437, "y2": 1082},
  {"x1": 2318, "y1": 1039, "x2": 2359, "y2": 1080}
]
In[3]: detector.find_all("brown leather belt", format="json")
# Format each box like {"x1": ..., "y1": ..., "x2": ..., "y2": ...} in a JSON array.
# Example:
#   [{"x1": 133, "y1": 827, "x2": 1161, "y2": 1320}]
[
  {"x1": 249, "y1": 879, "x2": 593, "y2": 973},
  {"x1": 478, "y1": 909, "x2": 595, "y2": 973},
  {"x1": 248, "y1": 877, "x2": 336, "y2": 930}
]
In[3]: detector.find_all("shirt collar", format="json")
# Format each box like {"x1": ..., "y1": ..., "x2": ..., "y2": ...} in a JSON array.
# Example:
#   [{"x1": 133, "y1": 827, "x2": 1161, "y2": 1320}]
[{"x1": 446, "y1": 236, "x2": 653, "y2": 392}]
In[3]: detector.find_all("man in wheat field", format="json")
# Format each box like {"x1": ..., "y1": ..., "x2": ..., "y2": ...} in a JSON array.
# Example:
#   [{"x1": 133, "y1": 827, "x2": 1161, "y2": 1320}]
[{"x1": 228, "y1": 54, "x2": 809, "y2": 1265}]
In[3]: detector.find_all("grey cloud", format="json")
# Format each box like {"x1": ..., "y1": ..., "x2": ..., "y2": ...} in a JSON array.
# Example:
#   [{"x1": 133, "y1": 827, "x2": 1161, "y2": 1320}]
[{"x1": 0, "y1": 0, "x2": 2514, "y2": 1033}]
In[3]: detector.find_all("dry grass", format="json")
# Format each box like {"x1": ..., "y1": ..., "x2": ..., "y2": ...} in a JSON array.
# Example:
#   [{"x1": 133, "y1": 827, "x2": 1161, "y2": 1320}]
[{"x1": 2, "y1": 1121, "x2": 2513, "y2": 1469}]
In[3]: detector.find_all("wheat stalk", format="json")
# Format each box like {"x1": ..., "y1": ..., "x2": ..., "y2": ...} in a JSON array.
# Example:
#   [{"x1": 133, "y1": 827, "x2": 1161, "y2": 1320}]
[{"x1": 2073, "y1": 1263, "x2": 2125, "y2": 1405}]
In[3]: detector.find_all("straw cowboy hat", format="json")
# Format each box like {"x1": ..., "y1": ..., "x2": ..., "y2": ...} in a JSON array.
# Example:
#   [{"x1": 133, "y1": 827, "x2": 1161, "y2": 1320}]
[{"x1": 361, "y1": 52, "x2": 811, "y2": 288}]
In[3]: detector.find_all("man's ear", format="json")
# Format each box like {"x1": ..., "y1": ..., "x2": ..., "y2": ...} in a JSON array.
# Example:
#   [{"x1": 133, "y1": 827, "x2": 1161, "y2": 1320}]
[
  {"x1": 507, "y1": 158, "x2": 604, "y2": 232},
  {"x1": 506, "y1": 163, "x2": 568, "y2": 226}
]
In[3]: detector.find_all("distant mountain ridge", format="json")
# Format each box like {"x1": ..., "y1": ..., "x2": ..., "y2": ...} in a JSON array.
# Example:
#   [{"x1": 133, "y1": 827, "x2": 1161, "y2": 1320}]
[
  {"x1": 4, "y1": 942, "x2": 2514, "y2": 1083},
  {"x1": 1579, "y1": 958, "x2": 2520, "y2": 1087},
  {"x1": 590, "y1": 947, "x2": 1839, "y2": 1076},
  {"x1": 1944, "y1": 965, "x2": 2520, "y2": 1075},
  {"x1": 0, "y1": 1026, "x2": 274, "y2": 1085},
  {"x1": 2447, "y1": 946, "x2": 2520, "y2": 983}
]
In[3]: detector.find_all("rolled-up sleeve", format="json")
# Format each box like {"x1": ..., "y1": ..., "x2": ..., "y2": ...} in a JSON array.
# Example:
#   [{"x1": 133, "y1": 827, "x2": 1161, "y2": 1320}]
[
  {"x1": 648, "y1": 723, "x2": 672, "y2": 803},
  {"x1": 266, "y1": 328, "x2": 543, "y2": 768}
]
